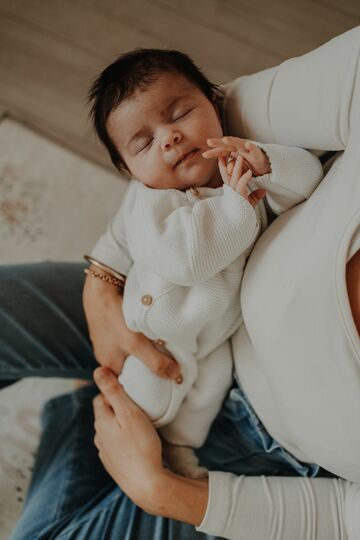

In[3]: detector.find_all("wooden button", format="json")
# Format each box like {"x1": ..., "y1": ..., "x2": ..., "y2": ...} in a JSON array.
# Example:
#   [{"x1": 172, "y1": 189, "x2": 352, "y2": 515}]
[
  {"x1": 155, "y1": 339, "x2": 166, "y2": 346},
  {"x1": 141, "y1": 294, "x2": 153, "y2": 305},
  {"x1": 189, "y1": 187, "x2": 199, "y2": 196}
]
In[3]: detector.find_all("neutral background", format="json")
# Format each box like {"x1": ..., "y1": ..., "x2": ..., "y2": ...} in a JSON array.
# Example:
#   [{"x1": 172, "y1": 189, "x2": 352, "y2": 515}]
[{"x1": 1, "y1": 0, "x2": 360, "y2": 172}]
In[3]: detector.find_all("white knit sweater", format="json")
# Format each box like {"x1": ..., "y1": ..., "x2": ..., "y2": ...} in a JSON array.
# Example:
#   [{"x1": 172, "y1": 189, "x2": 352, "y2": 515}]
[{"x1": 90, "y1": 142, "x2": 323, "y2": 447}]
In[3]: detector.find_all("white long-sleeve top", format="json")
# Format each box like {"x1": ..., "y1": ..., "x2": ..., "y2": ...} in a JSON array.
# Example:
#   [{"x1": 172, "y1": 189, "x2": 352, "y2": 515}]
[
  {"x1": 90, "y1": 142, "x2": 323, "y2": 449},
  {"x1": 194, "y1": 25, "x2": 360, "y2": 540}
]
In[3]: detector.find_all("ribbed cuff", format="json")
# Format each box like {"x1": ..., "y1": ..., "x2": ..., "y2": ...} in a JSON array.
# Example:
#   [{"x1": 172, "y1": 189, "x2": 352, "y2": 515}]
[
  {"x1": 195, "y1": 471, "x2": 234, "y2": 536},
  {"x1": 222, "y1": 184, "x2": 258, "y2": 222},
  {"x1": 252, "y1": 141, "x2": 277, "y2": 186}
]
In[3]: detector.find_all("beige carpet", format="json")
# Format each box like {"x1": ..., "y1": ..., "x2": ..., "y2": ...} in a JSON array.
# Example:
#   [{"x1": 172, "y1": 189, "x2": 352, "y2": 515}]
[{"x1": 0, "y1": 116, "x2": 128, "y2": 539}]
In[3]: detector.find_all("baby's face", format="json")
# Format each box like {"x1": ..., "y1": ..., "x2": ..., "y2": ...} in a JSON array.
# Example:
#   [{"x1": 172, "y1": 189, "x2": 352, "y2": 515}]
[{"x1": 106, "y1": 72, "x2": 224, "y2": 190}]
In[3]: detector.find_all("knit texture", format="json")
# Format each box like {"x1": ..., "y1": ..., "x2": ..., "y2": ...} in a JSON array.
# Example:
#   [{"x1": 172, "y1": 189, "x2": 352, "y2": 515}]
[{"x1": 91, "y1": 142, "x2": 323, "y2": 447}]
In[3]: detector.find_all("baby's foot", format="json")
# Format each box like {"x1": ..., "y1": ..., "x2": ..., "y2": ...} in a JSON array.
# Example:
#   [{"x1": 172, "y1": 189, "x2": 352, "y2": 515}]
[{"x1": 162, "y1": 442, "x2": 208, "y2": 479}]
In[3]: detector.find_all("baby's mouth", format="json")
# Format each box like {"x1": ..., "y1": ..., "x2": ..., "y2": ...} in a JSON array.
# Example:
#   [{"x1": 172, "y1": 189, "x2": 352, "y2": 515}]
[{"x1": 174, "y1": 148, "x2": 200, "y2": 167}]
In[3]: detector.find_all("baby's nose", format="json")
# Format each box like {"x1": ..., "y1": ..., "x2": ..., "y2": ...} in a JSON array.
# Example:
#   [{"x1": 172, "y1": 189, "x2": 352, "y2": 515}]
[{"x1": 162, "y1": 131, "x2": 181, "y2": 150}]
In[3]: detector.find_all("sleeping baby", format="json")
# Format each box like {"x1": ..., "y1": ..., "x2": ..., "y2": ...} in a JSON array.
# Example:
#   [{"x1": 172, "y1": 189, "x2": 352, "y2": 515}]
[{"x1": 84, "y1": 48, "x2": 323, "y2": 478}]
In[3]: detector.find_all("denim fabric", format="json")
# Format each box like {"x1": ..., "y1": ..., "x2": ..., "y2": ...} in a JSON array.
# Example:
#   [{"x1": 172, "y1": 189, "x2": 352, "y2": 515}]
[
  {"x1": 0, "y1": 262, "x2": 326, "y2": 540},
  {"x1": 197, "y1": 371, "x2": 320, "y2": 478}
]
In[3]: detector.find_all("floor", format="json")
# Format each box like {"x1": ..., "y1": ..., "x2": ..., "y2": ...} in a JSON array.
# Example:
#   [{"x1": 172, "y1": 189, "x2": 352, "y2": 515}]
[{"x1": 1, "y1": 0, "x2": 360, "y2": 172}]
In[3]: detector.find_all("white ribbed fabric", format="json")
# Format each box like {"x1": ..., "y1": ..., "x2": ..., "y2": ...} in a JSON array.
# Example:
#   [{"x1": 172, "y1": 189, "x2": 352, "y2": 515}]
[
  {"x1": 91, "y1": 142, "x2": 323, "y2": 448},
  {"x1": 194, "y1": 26, "x2": 360, "y2": 540},
  {"x1": 196, "y1": 471, "x2": 349, "y2": 539}
]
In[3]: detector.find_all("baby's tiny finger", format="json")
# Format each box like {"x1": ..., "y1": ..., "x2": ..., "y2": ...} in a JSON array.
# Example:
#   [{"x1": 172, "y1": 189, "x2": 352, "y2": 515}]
[
  {"x1": 218, "y1": 156, "x2": 229, "y2": 184},
  {"x1": 248, "y1": 189, "x2": 266, "y2": 208},
  {"x1": 232, "y1": 155, "x2": 244, "y2": 179},
  {"x1": 226, "y1": 158, "x2": 236, "y2": 176},
  {"x1": 202, "y1": 148, "x2": 229, "y2": 159},
  {"x1": 207, "y1": 137, "x2": 223, "y2": 146},
  {"x1": 246, "y1": 141, "x2": 261, "y2": 157},
  {"x1": 207, "y1": 137, "x2": 237, "y2": 152},
  {"x1": 236, "y1": 168, "x2": 253, "y2": 196}
]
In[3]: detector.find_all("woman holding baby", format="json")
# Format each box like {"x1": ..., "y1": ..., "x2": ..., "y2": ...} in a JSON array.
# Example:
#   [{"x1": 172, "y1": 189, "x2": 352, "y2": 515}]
[{"x1": 1, "y1": 25, "x2": 360, "y2": 540}]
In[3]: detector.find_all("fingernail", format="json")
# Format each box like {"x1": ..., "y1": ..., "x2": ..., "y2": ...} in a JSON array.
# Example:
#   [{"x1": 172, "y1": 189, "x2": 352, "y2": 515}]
[
  {"x1": 94, "y1": 367, "x2": 110, "y2": 383},
  {"x1": 169, "y1": 365, "x2": 182, "y2": 382}
]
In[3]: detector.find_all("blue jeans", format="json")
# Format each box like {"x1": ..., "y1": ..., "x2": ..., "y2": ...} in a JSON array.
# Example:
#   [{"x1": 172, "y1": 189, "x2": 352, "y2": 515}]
[{"x1": 0, "y1": 262, "x2": 329, "y2": 539}]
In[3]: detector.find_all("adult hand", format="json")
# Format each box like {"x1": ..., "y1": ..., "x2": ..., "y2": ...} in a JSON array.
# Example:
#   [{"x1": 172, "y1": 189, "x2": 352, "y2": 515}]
[
  {"x1": 92, "y1": 366, "x2": 166, "y2": 511},
  {"x1": 92, "y1": 366, "x2": 209, "y2": 524},
  {"x1": 203, "y1": 136, "x2": 271, "y2": 177},
  {"x1": 83, "y1": 272, "x2": 182, "y2": 380}
]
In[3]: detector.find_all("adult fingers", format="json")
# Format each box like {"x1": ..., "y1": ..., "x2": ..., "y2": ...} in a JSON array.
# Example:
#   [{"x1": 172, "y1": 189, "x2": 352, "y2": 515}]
[
  {"x1": 128, "y1": 334, "x2": 183, "y2": 382},
  {"x1": 93, "y1": 392, "x2": 116, "y2": 434},
  {"x1": 93, "y1": 367, "x2": 141, "y2": 421},
  {"x1": 94, "y1": 347, "x2": 128, "y2": 376}
]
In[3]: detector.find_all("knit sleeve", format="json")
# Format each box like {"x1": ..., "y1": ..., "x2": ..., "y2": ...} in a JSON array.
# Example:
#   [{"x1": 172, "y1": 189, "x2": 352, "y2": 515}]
[
  {"x1": 250, "y1": 142, "x2": 324, "y2": 215},
  {"x1": 89, "y1": 184, "x2": 135, "y2": 277},
  {"x1": 129, "y1": 184, "x2": 259, "y2": 286},
  {"x1": 195, "y1": 471, "x2": 360, "y2": 540}
]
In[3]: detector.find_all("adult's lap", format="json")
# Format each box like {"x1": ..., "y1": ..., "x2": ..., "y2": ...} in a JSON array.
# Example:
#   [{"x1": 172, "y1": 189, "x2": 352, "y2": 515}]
[{"x1": 0, "y1": 261, "x2": 98, "y2": 382}]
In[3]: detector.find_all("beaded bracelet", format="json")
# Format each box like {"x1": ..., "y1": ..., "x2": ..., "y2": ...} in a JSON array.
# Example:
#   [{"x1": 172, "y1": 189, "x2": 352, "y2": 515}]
[
  {"x1": 84, "y1": 255, "x2": 126, "y2": 282},
  {"x1": 83, "y1": 267, "x2": 125, "y2": 288}
]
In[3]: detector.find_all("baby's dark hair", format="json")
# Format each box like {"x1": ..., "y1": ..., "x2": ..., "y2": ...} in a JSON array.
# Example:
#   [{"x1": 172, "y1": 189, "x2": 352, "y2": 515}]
[{"x1": 88, "y1": 48, "x2": 225, "y2": 173}]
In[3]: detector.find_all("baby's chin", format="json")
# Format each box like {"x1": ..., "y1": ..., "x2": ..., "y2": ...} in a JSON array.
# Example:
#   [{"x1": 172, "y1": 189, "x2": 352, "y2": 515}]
[{"x1": 179, "y1": 164, "x2": 222, "y2": 190}]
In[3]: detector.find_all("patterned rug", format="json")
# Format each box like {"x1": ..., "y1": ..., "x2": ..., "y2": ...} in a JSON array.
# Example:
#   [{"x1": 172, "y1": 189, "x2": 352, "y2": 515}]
[{"x1": 0, "y1": 116, "x2": 127, "y2": 539}]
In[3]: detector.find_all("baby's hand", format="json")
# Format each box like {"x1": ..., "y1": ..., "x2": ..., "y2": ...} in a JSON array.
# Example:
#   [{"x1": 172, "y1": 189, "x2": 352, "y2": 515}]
[
  {"x1": 218, "y1": 154, "x2": 266, "y2": 208},
  {"x1": 203, "y1": 136, "x2": 271, "y2": 177}
]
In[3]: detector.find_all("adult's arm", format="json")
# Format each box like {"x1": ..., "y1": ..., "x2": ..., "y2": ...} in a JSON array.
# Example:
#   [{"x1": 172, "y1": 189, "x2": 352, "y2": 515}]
[
  {"x1": 193, "y1": 26, "x2": 360, "y2": 540},
  {"x1": 194, "y1": 472, "x2": 358, "y2": 539},
  {"x1": 224, "y1": 26, "x2": 360, "y2": 151}
]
